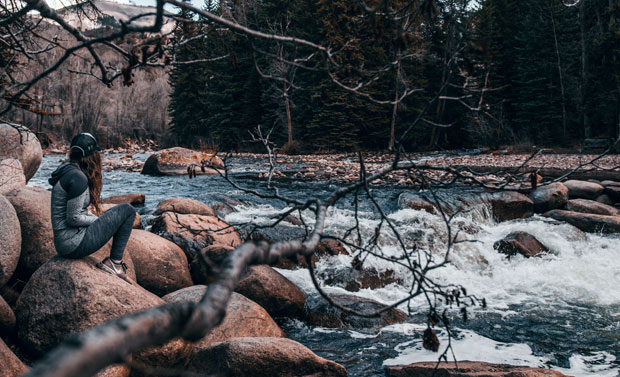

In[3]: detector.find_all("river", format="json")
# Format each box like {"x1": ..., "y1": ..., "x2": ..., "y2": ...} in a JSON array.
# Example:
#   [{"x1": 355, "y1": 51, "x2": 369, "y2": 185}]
[{"x1": 29, "y1": 153, "x2": 620, "y2": 377}]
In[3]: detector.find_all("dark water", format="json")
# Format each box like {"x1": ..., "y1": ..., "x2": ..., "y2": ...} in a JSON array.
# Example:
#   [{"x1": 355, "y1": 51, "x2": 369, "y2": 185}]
[{"x1": 29, "y1": 154, "x2": 620, "y2": 377}]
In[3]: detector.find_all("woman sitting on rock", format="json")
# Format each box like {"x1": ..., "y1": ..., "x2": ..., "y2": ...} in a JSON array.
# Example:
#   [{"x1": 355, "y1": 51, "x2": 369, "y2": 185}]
[{"x1": 48, "y1": 133, "x2": 136, "y2": 282}]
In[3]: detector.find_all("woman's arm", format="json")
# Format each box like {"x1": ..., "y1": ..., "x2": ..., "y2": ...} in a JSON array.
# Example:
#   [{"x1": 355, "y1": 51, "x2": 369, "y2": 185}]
[{"x1": 66, "y1": 191, "x2": 98, "y2": 227}]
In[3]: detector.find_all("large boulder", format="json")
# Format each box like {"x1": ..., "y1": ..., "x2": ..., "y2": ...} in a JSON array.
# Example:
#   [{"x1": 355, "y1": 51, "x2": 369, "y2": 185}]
[
  {"x1": 543, "y1": 210, "x2": 620, "y2": 233},
  {"x1": 305, "y1": 294, "x2": 407, "y2": 330},
  {"x1": 385, "y1": 361, "x2": 567, "y2": 377},
  {"x1": 604, "y1": 185, "x2": 620, "y2": 203},
  {"x1": 151, "y1": 212, "x2": 241, "y2": 257},
  {"x1": 0, "y1": 123, "x2": 42, "y2": 182},
  {"x1": 102, "y1": 193, "x2": 145, "y2": 206},
  {"x1": 15, "y1": 255, "x2": 191, "y2": 369},
  {"x1": 235, "y1": 265, "x2": 306, "y2": 319},
  {"x1": 0, "y1": 337, "x2": 29, "y2": 377},
  {"x1": 125, "y1": 230, "x2": 193, "y2": 296},
  {"x1": 0, "y1": 195, "x2": 21, "y2": 287},
  {"x1": 0, "y1": 294, "x2": 16, "y2": 334},
  {"x1": 153, "y1": 197, "x2": 216, "y2": 217},
  {"x1": 141, "y1": 147, "x2": 224, "y2": 176},
  {"x1": 529, "y1": 183, "x2": 569, "y2": 213},
  {"x1": 162, "y1": 286, "x2": 285, "y2": 349},
  {"x1": 190, "y1": 244, "x2": 236, "y2": 285},
  {"x1": 493, "y1": 232, "x2": 549, "y2": 258},
  {"x1": 0, "y1": 159, "x2": 26, "y2": 195},
  {"x1": 563, "y1": 180, "x2": 604, "y2": 200},
  {"x1": 5, "y1": 186, "x2": 55, "y2": 279},
  {"x1": 566, "y1": 199, "x2": 619, "y2": 216},
  {"x1": 187, "y1": 337, "x2": 348, "y2": 377}
]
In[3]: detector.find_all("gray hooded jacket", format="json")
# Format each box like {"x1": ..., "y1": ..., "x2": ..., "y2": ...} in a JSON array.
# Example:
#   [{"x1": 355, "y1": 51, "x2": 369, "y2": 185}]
[{"x1": 49, "y1": 163, "x2": 98, "y2": 255}]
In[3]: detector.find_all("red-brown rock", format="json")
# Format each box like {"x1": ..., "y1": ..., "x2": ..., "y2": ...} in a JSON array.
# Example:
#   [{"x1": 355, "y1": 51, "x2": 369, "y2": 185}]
[
  {"x1": 0, "y1": 337, "x2": 28, "y2": 377},
  {"x1": 529, "y1": 183, "x2": 569, "y2": 213},
  {"x1": 0, "y1": 123, "x2": 42, "y2": 182},
  {"x1": 0, "y1": 294, "x2": 15, "y2": 334},
  {"x1": 15, "y1": 255, "x2": 191, "y2": 368},
  {"x1": 493, "y1": 232, "x2": 549, "y2": 258},
  {"x1": 162, "y1": 285, "x2": 285, "y2": 349},
  {"x1": 235, "y1": 265, "x2": 306, "y2": 319},
  {"x1": 102, "y1": 193, "x2": 145, "y2": 206},
  {"x1": 190, "y1": 245, "x2": 235, "y2": 285},
  {"x1": 563, "y1": 180, "x2": 604, "y2": 200},
  {"x1": 153, "y1": 197, "x2": 216, "y2": 217},
  {"x1": 141, "y1": 147, "x2": 224, "y2": 176},
  {"x1": 543, "y1": 209, "x2": 620, "y2": 233},
  {"x1": 0, "y1": 195, "x2": 21, "y2": 287},
  {"x1": 0, "y1": 159, "x2": 26, "y2": 195},
  {"x1": 566, "y1": 199, "x2": 619, "y2": 216},
  {"x1": 187, "y1": 337, "x2": 348, "y2": 377},
  {"x1": 5, "y1": 186, "x2": 55, "y2": 279},
  {"x1": 125, "y1": 230, "x2": 193, "y2": 296},
  {"x1": 385, "y1": 361, "x2": 567, "y2": 377},
  {"x1": 488, "y1": 191, "x2": 534, "y2": 222},
  {"x1": 151, "y1": 212, "x2": 241, "y2": 257}
]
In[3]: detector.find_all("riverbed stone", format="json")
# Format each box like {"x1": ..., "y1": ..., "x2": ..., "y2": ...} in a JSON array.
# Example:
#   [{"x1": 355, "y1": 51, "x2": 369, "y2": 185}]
[
  {"x1": 385, "y1": 361, "x2": 568, "y2": 377},
  {"x1": 0, "y1": 337, "x2": 29, "y2": 377},
  {"x1": 141, "y1": 147, "x2": 224, "y2": 176},
  {"x1": 125, "y1": 230, "x2": 193, "y2": 296},
  {"x1": 488, "y1": 191, "x2": 534, "y2": 221},
  {"x1": 0, "y1": 123, "x2": 42, "y2": 182},
  {"x1": 529, "y1": 182, "x2": 569, "y2": 213},
  {"x1": 566, "y1": 199, "x2": 620, "y2": 216},
  {"x1": 5, "y1": 186, "x2": 55, "y2": 279},
  {"x1": 397, "y1": 193, "x2": 437, "y2": 214},
  {"x1": 305, "y1": 294, "x2": 407, "y2": 330},
  {"x1": 190, "y1": 245, "x2": 235, "y2": 284},
  {"x1": 101, "y1": 193, "x2": 145, "y2": 206},
  {"x1": 542, "y1": 209, "x2": 620, "y2": 233},
  {"x1": 0, "y1": 159, "x2": 26, "y2": 196},
  {"x1": 595, "y1": 194, "x2": 614, "y2": 205},
  {"x1": 563, "y1": 180, "x2": 604, "y2": 200},
  {"x1": 163, "y1": 285, "x2": 285, "y2": 349},
  {"x1": 153, "y1": 197, "x2": 216, "y2": 217},
  {"x1": 0, "y1": 294, "x2": 15, "y2": 334},
  {"x1": 235, "y1": 265, "x2": 306, "y2": 319},
  {"x1": 15, "y1": 256, "x2": 191, "y2": 365},
  {"x1": 321, "y1": 266, "x2": 399, "y2": 292},
  {"x1": 187, "y1": 337, "x2": 347, "y2": 377},
  {"x1": 603, "y1": 185, "x2": 620, "y2": 203},
  {"x1": 152, "y1": 212, "x2": 241, "y2": 257},
  {"x1": 493, "y1": 232, "x2": 549, "y2": 258},
  {"x1": 0, "y1": 195, "x2": 21, "y2": 287}
]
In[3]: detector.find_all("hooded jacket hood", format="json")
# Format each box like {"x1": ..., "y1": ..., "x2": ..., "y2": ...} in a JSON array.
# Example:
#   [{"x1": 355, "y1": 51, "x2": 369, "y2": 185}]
[{"x1": 48, "y1": 162, "x2": 78, "y2": 187}]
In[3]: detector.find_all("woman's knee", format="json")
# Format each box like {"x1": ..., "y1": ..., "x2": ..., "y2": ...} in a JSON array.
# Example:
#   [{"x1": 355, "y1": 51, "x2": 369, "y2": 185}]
[{"x1": 117, "y1": 203, "x2": 136, "y2": 218}]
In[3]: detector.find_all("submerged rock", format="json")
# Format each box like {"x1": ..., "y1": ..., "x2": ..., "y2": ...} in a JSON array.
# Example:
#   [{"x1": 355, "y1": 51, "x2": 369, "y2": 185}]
[
  {"x1": 305, "y1": 294, "x2": 406, "y2": 330},
  {"x1": 187, "y1": 337, "x2": 348, "y2": 377},
  {"x1": 162, "y1": 285, "x2": 285, "y2": 348},
  {"x1": 543, "y1": 210, "x2": 620, "y2": 233},
  {"x1": 0, "y1": 123, "x2": 42, "y2": 182},
  {"x1": 385, "y1": 361, "x2": 568, "y2": 377},
  {"x1": 529, "y1": 182, "x2": 569, "y2": 213},
  {"x1": 141, "y1": 147, "x2": 224, "y2": 176},
  {"x1": 493, "y1": 232, "x2": 549, "y2": 258},
  {"x1": 235, "y1": 265, "x2": 306, "y2": 319},
  {"x1": 321, "y1": 266, "x2": 399, "y2": 292},
  {"x1": 0, "y1": 195, "x2": 21, "y2": 287},
  {"x1": 563, "y1": 180, "x2": 604, "y2": 200}
]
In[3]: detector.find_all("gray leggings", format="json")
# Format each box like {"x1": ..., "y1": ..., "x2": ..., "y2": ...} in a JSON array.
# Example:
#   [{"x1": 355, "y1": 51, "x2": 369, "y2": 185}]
[{"x1": 64, "y1": 203, "x2": 136, "y2": 261}]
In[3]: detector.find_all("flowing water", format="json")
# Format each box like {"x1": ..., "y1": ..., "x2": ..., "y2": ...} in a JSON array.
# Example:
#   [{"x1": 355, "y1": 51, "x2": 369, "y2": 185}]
[{"x1": 30, "y1": 154, "x2": 620, "y2": 377}]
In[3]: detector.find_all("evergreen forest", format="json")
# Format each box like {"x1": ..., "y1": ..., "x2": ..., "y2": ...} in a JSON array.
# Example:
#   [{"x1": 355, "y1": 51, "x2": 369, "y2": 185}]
[{"x1": 168, "y1": 0, "x2": 620, "y2": 152}]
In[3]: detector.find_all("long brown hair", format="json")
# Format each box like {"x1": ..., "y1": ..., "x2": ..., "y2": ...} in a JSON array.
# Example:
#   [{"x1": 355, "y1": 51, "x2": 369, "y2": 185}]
[{"x1": 71, "y1": 151, "x2": 103, "y2": 215}]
